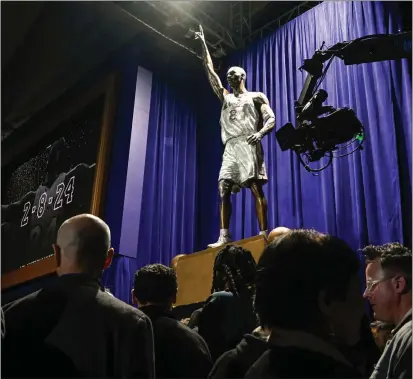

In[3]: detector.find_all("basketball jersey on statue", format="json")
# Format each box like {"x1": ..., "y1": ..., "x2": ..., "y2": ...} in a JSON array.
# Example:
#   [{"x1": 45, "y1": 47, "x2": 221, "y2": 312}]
[{"x1": 220, "y1": 92, "x2": 260, "y2": 145}]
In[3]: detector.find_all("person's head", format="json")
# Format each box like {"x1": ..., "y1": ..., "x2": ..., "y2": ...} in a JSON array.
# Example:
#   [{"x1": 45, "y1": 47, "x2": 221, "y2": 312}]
[
  {"x1": 226, "y1": 66, "x2": 246, "y2": 91},
  {"x1": 370, "y1": 321, "x2": 393, "y2": 351},
  {"x1": 362, "y1": 243, "x2": 412, "y2": 325},
  {"x1": 268, "y1": 226, "x2": 291, "y2": 244},
  {"x1": 132, "y1": 264, "x2": 178, "y2": 309},
  {"x1": 211, "y1": 244, "x2": 256, "y2": 297},
  {"x1": 255, "y1": 229, "x2": 364, "y2": 346},
  {"x1": 53, "y1": 214, "x2": 114, "y2": 279}
]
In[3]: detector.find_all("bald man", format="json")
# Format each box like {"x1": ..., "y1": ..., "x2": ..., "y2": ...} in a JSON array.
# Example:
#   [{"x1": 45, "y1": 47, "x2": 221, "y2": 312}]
[
  {"x1": 267, "y1": 227, "x2": 291, "y2": 244},
  {"x1": 53, "y1": 214, "x2": 114, "y2": 278},
  {"x1": 2, "y1": 214, "x2": 155, "y2": 378}
]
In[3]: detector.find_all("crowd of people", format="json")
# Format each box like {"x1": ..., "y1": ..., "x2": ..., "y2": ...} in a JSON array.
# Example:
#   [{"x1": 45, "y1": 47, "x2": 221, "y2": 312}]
[{"x1": 2, "y1": 213, "x2": 411, "y2": 378}]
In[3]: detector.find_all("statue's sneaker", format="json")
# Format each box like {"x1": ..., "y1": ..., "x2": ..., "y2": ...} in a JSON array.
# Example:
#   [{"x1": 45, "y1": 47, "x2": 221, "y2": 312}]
[
  {"x1": 259, "y1": 230, "x2": 268, "y2": 241},
  {"x1": 207, "y1": 235, "x2": 232, "y2": 248}
]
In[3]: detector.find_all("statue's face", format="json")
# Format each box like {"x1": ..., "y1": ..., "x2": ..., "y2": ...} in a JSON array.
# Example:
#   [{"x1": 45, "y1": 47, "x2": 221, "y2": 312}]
[{"x1": 226, "y1": 66, "x2": 246, "y2": 90}]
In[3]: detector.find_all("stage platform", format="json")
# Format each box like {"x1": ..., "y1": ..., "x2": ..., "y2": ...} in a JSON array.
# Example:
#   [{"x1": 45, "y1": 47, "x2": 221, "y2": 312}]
[{"x1": 172, "y1": 235, "x2": 267, "y2": 306}]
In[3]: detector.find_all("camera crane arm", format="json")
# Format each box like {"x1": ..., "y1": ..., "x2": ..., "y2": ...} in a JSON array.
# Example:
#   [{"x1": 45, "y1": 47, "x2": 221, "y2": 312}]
[
  {"x1": 296, "y1": 32, "x2": 411, "y2": 112},
  {"x1": 275, "y1": 31, "x2": 411, "y2": 174}
]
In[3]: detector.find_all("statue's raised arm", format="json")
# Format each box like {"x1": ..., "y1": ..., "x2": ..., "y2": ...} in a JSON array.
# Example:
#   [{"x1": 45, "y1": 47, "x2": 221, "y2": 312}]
[{"x1": 195, "y1": 25, "x2": 228, "y2": 103}]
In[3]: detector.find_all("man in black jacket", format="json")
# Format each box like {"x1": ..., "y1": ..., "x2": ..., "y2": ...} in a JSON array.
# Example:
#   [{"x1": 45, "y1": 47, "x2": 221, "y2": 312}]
[
  {"x1": 246, "y1": 229, "x2": 365, "y2": 378},
  {"x1": 362, "y1": 243, "x2": 412, "y2": 379},
  {"x1": 2, "y1": 214, "x2": 155, "y2": 378},
  {"x1": 209, "y1": 326, "x2": 269, "y2": 378},
  {"x1": 133, "y1": 264, "x2": 212, "y2": 378}
]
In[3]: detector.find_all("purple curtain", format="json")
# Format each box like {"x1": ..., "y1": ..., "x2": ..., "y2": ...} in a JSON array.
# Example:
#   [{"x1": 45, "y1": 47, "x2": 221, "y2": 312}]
[
  {"x1": 197, "y1": 1, "x2": 411, "y2": 251},
  {"x1": 103, "y1": 76, "x2": 198, "y2": 303},
  {"x1": 137, "y1": 79, "x2": 197, "y2": 266}
]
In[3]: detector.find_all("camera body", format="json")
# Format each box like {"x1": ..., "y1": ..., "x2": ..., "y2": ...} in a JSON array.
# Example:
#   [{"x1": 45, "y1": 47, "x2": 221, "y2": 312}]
[
  {"x1": 276, "y1": 93, "x2": 363, "y2": 163},
  {"x1": 275, "y1": 32, "x2": 411, "y2": 172}
]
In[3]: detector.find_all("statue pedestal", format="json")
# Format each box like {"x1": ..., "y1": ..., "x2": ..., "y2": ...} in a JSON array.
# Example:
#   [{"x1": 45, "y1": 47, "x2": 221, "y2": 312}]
[{"x1": 172, "y1": 235, "x2": 267, "y2": 306}]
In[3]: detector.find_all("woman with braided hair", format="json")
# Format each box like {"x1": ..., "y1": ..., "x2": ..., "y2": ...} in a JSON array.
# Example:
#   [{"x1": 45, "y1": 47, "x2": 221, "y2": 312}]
[
  {"x1": 194, "y1": 245, "x2": 259, "y2": 361},
  {"x1": 211, "y1": 244, "x2": 257, "y2": 296}
]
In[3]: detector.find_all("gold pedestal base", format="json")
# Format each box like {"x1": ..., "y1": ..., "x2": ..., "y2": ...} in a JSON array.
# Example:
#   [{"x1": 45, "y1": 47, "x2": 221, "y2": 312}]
[{"x1": 171, "y1": 235, "x2": 267, "y2": 306}]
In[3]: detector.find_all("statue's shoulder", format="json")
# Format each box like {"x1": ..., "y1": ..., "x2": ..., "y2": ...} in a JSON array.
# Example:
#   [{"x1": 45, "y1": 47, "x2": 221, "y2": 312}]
[{"x1": 250, "y1": 92, "x2": 269, "y2": 105}]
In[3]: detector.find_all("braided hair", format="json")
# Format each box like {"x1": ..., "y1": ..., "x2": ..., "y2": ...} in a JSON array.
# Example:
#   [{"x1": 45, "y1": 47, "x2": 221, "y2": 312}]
[
  {"x1": 211, "y1": 244, "x2": 257, "y2": 300},
  {"x1": 200, "y1": 245, "x2": 258, "y2": 358}
]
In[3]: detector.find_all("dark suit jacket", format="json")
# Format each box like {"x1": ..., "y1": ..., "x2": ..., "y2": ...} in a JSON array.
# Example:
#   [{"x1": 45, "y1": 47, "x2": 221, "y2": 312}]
[
  {"x1": 196, "y1": 290, "x2": 258, "y2": 362},
  {"x1": 209, "y1": 332, "x2": 268, "y2": 378},
  {"x1": 140, "y1": 305, "x2": 212, "y2": 378},
  {"x1": 245, "y1": 346, "x2": 363, "y2": 378},
  {"x1": 2, "y1": 274, "x2": 155, "y2": 378},
  {"x1": 370, "y1": 309, "x2": 412, "y2": 379}
]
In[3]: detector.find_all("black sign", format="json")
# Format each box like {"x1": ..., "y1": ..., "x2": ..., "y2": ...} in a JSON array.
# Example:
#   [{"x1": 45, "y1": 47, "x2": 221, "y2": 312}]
[{"x1": 1, "y1": 97, "x2": 104, "y2": 274}]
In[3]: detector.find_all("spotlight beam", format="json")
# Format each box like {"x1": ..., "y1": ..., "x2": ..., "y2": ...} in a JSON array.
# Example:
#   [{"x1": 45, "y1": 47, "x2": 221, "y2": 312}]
[
  {"x1": 114, "y1": 2, "x2": 202, "y2": 59},
  {"x1": 144, "y1": 1, "x2": 218, "y2": 52},
  {"x1": 167, "y1": 2, "x2": 237, "y2": 50}
]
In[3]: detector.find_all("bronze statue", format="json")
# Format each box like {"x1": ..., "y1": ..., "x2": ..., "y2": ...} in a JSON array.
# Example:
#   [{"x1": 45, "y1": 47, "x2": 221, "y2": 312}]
[{"x1": 196, "y1": 25, "x2": 276, "y2": 248}]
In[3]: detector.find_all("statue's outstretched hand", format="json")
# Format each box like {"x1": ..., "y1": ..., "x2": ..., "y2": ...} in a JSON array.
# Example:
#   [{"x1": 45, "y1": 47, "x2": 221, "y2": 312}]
[{"x1": 195, "y1": 25, "x2": 205, "y2": 43}]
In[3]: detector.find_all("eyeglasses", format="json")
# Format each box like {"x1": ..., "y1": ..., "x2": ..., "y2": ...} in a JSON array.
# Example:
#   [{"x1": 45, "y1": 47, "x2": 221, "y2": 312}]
[{"x1": 365, "y1": 277, "x2": 392, "y2": 292}]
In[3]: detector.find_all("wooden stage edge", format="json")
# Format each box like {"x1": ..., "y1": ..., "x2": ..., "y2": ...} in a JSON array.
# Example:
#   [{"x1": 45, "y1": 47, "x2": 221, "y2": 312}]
[
  {"x1": 172, "y1": 235, "x2": 267, "y2": 307},
  {"x1": 2, "y1": 255, "x2": 56, "y2": 290}
]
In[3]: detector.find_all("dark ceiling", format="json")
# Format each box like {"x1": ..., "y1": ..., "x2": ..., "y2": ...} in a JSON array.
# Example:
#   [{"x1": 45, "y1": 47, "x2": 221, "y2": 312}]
[
  {"x1": 2, "y1": 1, "x2": 411, "y2": 141},
  {"x1": 2, "y1": 1, "x2": 322, "y2": 141}
]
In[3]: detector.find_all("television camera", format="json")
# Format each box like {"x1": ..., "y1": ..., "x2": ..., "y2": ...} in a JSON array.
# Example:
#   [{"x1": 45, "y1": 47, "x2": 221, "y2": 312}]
[{"x1": 275, "y1": 32, "x2": 411, "y2": 173}]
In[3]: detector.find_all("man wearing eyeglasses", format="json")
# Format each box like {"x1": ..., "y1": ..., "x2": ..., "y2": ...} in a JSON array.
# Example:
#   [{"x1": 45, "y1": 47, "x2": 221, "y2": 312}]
[{"x1": 362, "y1": 243, "x2": 411, "y2": 379}]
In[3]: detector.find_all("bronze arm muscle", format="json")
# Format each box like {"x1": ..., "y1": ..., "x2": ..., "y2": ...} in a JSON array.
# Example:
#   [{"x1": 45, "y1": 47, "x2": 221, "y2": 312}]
[
  {"x1": 247, "y1": 93, "x2": 276, "y2": 145},
  {"x1": 256, "y1": 93, "x2": 275, "y2": 138},
  {"x1": 259, "y1": 104, "x2": 276, "y2": 138},
  {"x1": 196, "y1": 25, "x2": 228, "y2": 103}
]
